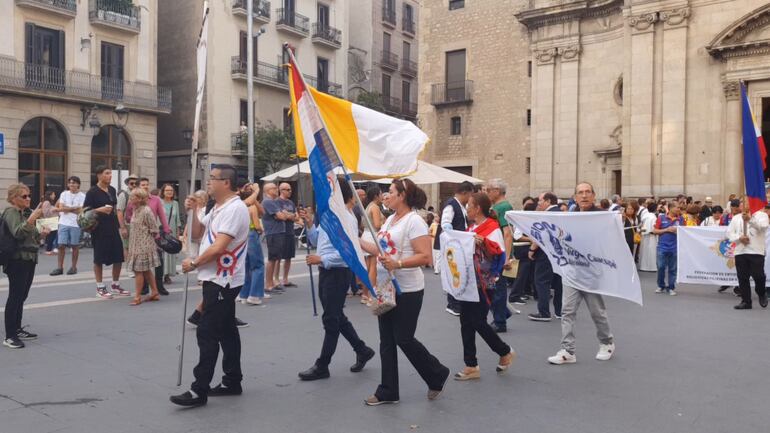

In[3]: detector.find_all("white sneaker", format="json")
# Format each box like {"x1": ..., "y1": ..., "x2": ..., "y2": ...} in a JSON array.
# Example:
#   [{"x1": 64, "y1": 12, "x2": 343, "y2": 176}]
[
  {"x1": 236, "y1": 296, "x2": 247, "y2": 304},
  {"x1": 263, "y1": 293, "x2": 272, "y2": 300},
  {"x1": 655, "y1": 288, "x2": 664, "y2": 293},
  {"x1": 547, "y1": 349, "x2": 576, "y2": 365},
  {"x1": 596, "y1": 343, "x2": 615, "y2": 361},
  {"x1": 246, "y1": 296, "x2": 263, "y2": 305},
  {"x1": 669, "y1": 290, "x2": 677, "y2": 296}
]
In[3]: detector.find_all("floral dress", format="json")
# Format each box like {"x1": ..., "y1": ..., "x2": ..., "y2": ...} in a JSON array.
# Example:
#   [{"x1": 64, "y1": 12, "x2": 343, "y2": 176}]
[
  {"x1": 127, "y1": 205, "x2": 160, "y2": 272},
  {"x1": 162, "y1": 200, "x2": 181, "y2": 276}
]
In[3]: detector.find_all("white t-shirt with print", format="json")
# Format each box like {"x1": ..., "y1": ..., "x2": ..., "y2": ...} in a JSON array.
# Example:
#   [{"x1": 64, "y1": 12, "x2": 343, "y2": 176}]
[
  {"x1": 377, "y1": 211, "x2": 429, "y2": 293},
  {"x1": 58, "y1": 191, "x2": 86, "y2": 227},
  {"x1": 197, "y1": 196, "x2": 250, "y2": 288}
]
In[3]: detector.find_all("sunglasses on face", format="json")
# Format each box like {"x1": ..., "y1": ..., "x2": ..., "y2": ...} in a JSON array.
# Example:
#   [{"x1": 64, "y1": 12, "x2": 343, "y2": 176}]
[{"x1": 20, "y1": 194, "x2": 31, "y2": 199}]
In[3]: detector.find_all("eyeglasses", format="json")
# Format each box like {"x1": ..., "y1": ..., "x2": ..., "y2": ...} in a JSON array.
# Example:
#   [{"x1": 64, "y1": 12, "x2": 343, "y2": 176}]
[
  {"x1": 20, "y1": 195, "x2": 31, "y2": 199},
  {"x1": 209, "y1": 177, "x2": 227, "y2": 181},
  {"x1": 128, "y1": 182, "x2": 137, "y2": 186}
]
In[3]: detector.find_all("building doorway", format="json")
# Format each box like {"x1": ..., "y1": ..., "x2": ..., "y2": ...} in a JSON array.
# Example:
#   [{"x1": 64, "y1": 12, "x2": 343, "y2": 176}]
[
  {"x1": 611, "y1": 170, "x2": 622, "y2": 196},
  {"x1": 18, "y1": 117, "x2": 68, "y2": 207}
]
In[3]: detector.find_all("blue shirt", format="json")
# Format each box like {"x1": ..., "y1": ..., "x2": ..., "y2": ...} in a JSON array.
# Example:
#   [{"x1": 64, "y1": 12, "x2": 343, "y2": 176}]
[
  {"x1": 656, "y1": 214, "x2": 684, "y2": 253},
  {"x1": 307, "y1": 225, "x2": 347, "y2": 269},
  {"x1": 262, "y1": 198, "x2": 285, "y2": 236}
]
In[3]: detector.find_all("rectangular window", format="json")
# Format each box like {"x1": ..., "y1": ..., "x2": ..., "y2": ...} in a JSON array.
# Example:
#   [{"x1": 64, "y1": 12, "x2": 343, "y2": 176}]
[
  {"x1": 317, "y1": 57, "x2": 329, "y2": 92},
  {"x1": 402, "y1": 80, "x2": 411, "y2": 104},
  {"x1": 450, "y1": 116, "x2": 461, "y2": 135},
  {"x1": 445, "y1": 49, "x2": 466, "y2": 100},
  {"x1": 284, "y1": 0, "x2": 295, "y2": 14},
  {"x1": 526, "y1": 109, "x2": 531, "y2": 126},
  {"x1": 403, "y1": 41, "x2": 411, "y2": 62},
  {"x1": 382, "y1": 74, "x2": 391, "y2": 98},
  {"x1": 525, "y1": 157, "x2": 531, "y2": 174},
  {"x1": 239, "y1": 31, "x2": 258, "y2": 74},
  {"x1": 240, "y1": 100, "x2": 248, "y2": 126},
  {"x1": 383, "y1": 32, "x2": 391, "y2": 53},
  {"x1": 317, "y1": 3, "x2": 329, "y2": 28},
  {"x1": 101, "y1": 42, "x2": 125, "y2": 100},
  {"x1": 528, "y1": 60, "x2": 532, "y2": 77},
  {"x1": 283, "y1": 108, "x2": 292, "y2": 132},
  {"x1": 449, "y1": 0, "x2": 464, "y2": 10}
]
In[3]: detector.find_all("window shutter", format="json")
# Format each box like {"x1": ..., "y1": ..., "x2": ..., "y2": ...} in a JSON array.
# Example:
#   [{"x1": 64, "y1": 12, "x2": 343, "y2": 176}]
[
  {"x1": 58, "y1": 30, "x2": 65, "y2": 70},
  {"x1": 25, "y1": 23, "x2": 35, "y2": 63}
]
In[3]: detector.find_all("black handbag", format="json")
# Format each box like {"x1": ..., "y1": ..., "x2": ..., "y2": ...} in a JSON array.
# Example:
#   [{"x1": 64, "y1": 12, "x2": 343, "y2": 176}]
[{"x1": 155, "y1": 204, "x2": 182, "y2": 254}]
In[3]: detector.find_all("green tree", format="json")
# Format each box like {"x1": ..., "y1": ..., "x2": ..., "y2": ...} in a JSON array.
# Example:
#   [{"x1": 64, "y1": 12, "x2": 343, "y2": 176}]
[
  {"x1": 253, "y1": 123, "x2": 295, "y2": 177},
  {"x1": 355, "y1": 91, "x2": 386, "y2": 113}
]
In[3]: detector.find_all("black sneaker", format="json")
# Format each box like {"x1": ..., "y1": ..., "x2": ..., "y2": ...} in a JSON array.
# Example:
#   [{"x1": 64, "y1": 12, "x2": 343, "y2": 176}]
[
  {"x1": 186, "y1": 311, "x2": 201, "y2": 327},
  {"x1": 509, "y1": 296, "x2": 527, "y2": 305},
  {"x1": 3, "y1": 337, "x2": 24, "y2": 349},
  {"x1": 158, "y1": 286, "x2": 170, "y2": 296},
  {"x1": 66, "y1": 267, "x2": 77, "y2": 275},
  {"x1": 170, "y1": 391, "x2": 207, "y2": 407},
  {"x1": 49, "y1": 268, "x2": 64, "y2": 276},
  {"x1": 298, "y1": 365, "x2": 331, "y2": 381},
  {"x1": 208, "y1": 383, "x2": 242, "y2": 396},
  {"x1": 16, "y1": 327, "x2": 38, "y2": 341},
  {"x1": 351, "y1": 346, "x2": 376, "y2": 372},
  {"x1": 491, "y1": 324, "x2": 507, "y2": 333},
  {"x1": 528, "y1": 313, "x2": 552, "y2": 322},
  {"x1": 760, "y1": 294, "x2": 768, "y2": 309},
  {"x1": 734, "y1": 302, "x2": 752, "y2": 310},
  {"x1": 235, "y1": 318, "x2": 249, "y2": 328}
]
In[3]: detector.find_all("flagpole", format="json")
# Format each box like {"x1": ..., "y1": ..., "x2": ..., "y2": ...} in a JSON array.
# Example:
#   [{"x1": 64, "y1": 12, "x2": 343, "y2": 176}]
[
  {"x1": 283, "y1": 43, "x2": 399, "y2": 297},
  {"x1": 295, "y1": 156, "x2": 318, "y2": 316},
  {"x1": 177, "y1": 2, "x2": 209, "y2": 387}
]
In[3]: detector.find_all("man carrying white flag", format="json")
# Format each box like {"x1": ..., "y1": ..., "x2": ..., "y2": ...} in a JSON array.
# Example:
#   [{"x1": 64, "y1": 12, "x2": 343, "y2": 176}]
[{"x1": 507, "y1": 182, "x2": 640, "y2": 365}]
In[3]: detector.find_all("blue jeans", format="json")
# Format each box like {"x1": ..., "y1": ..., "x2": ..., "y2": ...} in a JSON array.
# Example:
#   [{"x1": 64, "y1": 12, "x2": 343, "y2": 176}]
[
  {"x1": 491, "y1": 277, "x2": 511, "y2": 327},
  {"x1": 240, "y1": 230, "x2": 265, "y2": 299},
  {"x1": 656, "y1": 250, "x2": 677, "y2": 290}
]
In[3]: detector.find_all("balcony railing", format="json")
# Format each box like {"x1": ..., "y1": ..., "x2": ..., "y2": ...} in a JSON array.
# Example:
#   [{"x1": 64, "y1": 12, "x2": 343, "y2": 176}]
[
  {"x1": 402, "y1": 101, "x2": 417, "y2": 118},
  {"x1": 0, "y1": 58, "x2": 171, "y2": 113},
  {"x1": 431, "y1": 80, "x2": 474, "y2": 106},
  {"x1": 402, "y1": 17, "x2": 415, "y2": 35},
  {"x1": 382, "y1": 5, "x2": 396, "y2": 27},
  {"x1": 380, "y1": 50, "x2": 399, "y2": 71},
  {"x1": 231, "y1": 133, "x2": 247, "y2": 155},
  {"x1": 311, "y1": 23, "x2": 342, "y2": 48},
  {"x1": 383, "y1": 95, "x2": 402, "y2": 114},
  {"x1": 401, "y1": 59, "x2": 417, "y2": 77},
  {"x1": 276, "y1": 8, "x2": 309, "y2": 36},
  {"x1": 305, "y1": 75, "x2": 342, "y2": 97},
  {"x1": 232, "y1": 0, "x2": 270, "y2": 22},
  {"x1": 231, "y1": 56, "x2": 342, "y2": 96},
  {"x1": 89, "y1": 0, "x2": 141, "y2": 33},
  {"x1": 15, "y1": 0, "x2": 77, "y2": 18}
]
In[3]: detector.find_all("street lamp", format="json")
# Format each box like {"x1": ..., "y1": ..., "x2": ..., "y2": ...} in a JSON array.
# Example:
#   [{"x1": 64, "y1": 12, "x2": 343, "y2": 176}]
[{"x1": 113, "y1": 104, "x2": 130, "y2": 192}]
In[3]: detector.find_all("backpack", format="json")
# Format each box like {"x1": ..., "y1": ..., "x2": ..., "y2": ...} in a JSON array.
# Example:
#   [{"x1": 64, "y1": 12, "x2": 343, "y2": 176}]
[{"x1": 0, "y1": 209, "x2": 19, "y2": 266}]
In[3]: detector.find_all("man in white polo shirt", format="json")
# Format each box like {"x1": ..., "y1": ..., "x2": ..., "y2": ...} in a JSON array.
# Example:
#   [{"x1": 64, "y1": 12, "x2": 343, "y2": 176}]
[
  {"x1": 51, "y1": 176, "x2": 86, "y2": 276},
  {"x1": 171, "y1": 164, "x2": 250, "y2": 408}
]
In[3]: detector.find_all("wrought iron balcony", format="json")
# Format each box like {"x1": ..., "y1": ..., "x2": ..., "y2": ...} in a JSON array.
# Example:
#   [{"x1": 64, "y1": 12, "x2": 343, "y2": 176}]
[
  {"x1": 382, "y1": 5, "x2": 396, "y2": 27},
  {"x1": 402, "y1": 17, "x2": 415, "y2": 36},
  {"x1": 383, "y1": 96, "x2": 402, "y2": 114},
  {"x1": 230, "y1": 56, "x2": 341, "y2": 96},
  {"x1": 305, "y1": 76, "x2": 342, "y2": 97},
  {"x1": 232, "y1": 0, "x2": 270, "y2": 23},
  {"x1": 0, "y1": 58, "x2": 171, "y2": 113},
  {"x1": 231, "y1": 132, "x2": 247, "y2": 155},
  {"x1": 401, "y1": 59, "x2": 417, "y2": 77},
  {"x1": 15, "y1": 0, "x2": 77, "y2": 18},
  {"x1": 380, "y1": 50, "x2": 399, "y2": 71},
  {"x1": 89, "y1": 0, "x2": 141, "y2": 33},
  {"x1": 431, "y1": 80, "x2": 474, "y2": 106},
  {"x1": 276, "y1": 8, "x2": 309, "y2": 37},
  {"x1": 311, "y1": 23, "x2": 342, "y2": 49},
  {"x1": 402, "y1": 101, "x2": 417, "y2": 118}
]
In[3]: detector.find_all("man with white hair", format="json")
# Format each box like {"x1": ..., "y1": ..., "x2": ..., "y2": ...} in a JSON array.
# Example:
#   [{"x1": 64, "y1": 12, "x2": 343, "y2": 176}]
[
  {"x1": 485, "y1": 178, "x2": 515, "y2": 332},
  {"x1": 609, "y1": 194, "x2": 622, "y2": 212}
]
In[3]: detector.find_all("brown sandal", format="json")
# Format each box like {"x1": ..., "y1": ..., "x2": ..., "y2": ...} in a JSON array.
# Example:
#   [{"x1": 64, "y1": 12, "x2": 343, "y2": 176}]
[
  {"x1": 130, "y1": 297, "x2": 142, "y2": 306},
  {"x1": 144, "y1": 293, "x2": 160, "y2": 302}
]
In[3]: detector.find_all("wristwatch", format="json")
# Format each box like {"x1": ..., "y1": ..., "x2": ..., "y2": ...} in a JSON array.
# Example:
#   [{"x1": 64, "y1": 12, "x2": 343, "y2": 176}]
[
  {"x1": 190, "y1": 261, "x2": 198, "y2": 269},
  {"x1": 398, "y1": 260, "x2": 403, "y2": 269}
]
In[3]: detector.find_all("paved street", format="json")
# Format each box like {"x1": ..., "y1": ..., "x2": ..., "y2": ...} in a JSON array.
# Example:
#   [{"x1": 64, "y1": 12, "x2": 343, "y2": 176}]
[{"x1": 0, "y1": 249, "x2": 768, "y2": 433}]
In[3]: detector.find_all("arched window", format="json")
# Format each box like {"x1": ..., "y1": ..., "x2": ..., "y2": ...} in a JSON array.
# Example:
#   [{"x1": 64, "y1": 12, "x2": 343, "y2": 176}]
[
  {"x1": 91, "y1": 125, "x2": 130, "y2": 185},
  {"x1": 18, "y1": 117, "x2": 68, "y2": 206}
]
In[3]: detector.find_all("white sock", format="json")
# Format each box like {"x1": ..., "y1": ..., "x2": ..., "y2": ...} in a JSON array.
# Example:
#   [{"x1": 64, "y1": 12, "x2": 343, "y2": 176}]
[
  {"x1": 112, "y1": 280, "x2": 120, "y2": 286},
  {"x1": 96, "y1": 283, "x2": 106, "y2": 289}
]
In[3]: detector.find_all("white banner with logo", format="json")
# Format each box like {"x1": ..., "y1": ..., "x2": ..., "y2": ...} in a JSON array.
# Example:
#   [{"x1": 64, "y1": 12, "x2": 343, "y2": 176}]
[
  {"x1": 676, "y1": 226, "x2": 770, "y2": 285},
  {"x1": 439, "y1": 230, "x2": 479, "y2": 302},
  {"x1": 505, "y1": 211, "x2": 643, "y2": 305}
]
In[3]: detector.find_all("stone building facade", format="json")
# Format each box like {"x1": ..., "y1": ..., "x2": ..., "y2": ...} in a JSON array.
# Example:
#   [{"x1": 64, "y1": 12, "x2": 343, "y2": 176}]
[
  {"x1": 517, "y1": 0, "x2": 770, "y2": 202},
  {"x1": 419, "y1": 0, "x2": 531, "y2": 206},
  {"x1": 157, "y1": 0, "x2": 348, "y2": 199},
  {"x1": 0, "y1": 0, "x2": 169, "y2": 204},
  {"x1": 348, "y1": 0, "x2": 419, "y2": 121}
]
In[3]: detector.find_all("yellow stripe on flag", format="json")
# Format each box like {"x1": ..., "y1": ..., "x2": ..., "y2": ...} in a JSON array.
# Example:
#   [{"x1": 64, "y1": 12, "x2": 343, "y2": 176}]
[{"x1": 308, "y1": 88, "x2": 360, "y2": 172}]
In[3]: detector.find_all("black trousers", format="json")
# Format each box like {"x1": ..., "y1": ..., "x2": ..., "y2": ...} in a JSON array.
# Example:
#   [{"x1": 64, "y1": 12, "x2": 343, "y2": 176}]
[
  {"x1": 316, "y1": 268, "x2": 367, "y2": 368},
  {"x1": 446, "y1": 294, "x2": 461, "y2": 311},
  {"x1": 375, "y1": 291, "x2": 448, "y2": 401},
  {"x1": 735, "y1": 254, "x2": 766, "y2": 306},
  {"x1": 191, "y1": 281, "x2": 243, "y2": 396},
  {"x1": 4, "y1": 259, "x2": 36, "y2": 339},
  {"x1": 459, "y1": 298, "x2": 511, "y2": 367},
  {"x1": 510, "y1": 258, "x2": 534, "y2": 300}
]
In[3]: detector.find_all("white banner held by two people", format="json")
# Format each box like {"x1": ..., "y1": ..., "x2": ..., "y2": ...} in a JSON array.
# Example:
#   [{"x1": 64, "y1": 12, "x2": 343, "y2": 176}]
[
  {"x1": 505, "y1": 211, "x2": 643, "y2": 306},
  {"x1": 438, "y1": 230, "x2": 479, "y2": 302},
  {"x1": 676, "y1": 226, "x2": 770, "y2": 285}
]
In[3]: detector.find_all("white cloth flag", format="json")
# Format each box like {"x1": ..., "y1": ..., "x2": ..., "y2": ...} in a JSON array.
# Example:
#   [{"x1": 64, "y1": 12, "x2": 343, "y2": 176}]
[
  {"x1": 505, "y1": 211, "x2": 643, "y2": 305},
  {"x1": 677, "y1": 226, "x2": 770, "y2": 285},
  {"x1": 439, "y1": 230, "x2": 478, "y2": 302}
]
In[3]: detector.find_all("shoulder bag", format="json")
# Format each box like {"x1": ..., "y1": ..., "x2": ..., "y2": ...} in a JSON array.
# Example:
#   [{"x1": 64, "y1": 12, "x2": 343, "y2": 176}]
[{"x1": 369, "y1": 213, "x2": 411, "y2": 316}]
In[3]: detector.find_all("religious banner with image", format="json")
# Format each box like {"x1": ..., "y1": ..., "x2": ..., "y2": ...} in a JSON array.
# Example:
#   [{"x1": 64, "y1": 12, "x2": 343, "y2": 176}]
[
  {"x1": 506, "y1": 211, "x2": 643, "y2": 305},
  {"x1": 439, "y1": 230, "x2": 478, "y2": 302}
]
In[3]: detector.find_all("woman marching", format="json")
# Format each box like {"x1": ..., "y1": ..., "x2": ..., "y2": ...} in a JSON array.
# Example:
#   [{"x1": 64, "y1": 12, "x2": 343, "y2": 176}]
[
  {"x1": 126, "y1": 188, "x2": 161, "y2": 305},
  {"x1": 454, "y1": 193, "x2": 515, "y2": 381},
  {"x1": 160, "y1": 184, "x2": 181, "y2": 285}
]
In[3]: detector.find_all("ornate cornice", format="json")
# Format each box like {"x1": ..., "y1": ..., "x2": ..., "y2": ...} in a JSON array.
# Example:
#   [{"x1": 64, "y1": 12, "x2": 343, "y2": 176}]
[
  {"x1": 707, "y1": 3, "x2": 770, "y2": 61},
  {"x1": 534, "y1": 48, "x2": 558, "y2": 65},
  {"x1": 660, "y1": 7, "x2": 690, "y2": 28},
  {"x1": 515, "y1": 0, "x2": 622, "y2": 30},
  {"x1": 560, "y1": 45, "x2": 582, "y2": 62},
  {"x1": 627, "y1": 12, "x2": 657, "y2": 32},
  {"x1": 722, "y1": 80, "x2": 740, "y2": 100},
  {"x1": 533, "y1": 45, "x2": 582, "y2": 65}
]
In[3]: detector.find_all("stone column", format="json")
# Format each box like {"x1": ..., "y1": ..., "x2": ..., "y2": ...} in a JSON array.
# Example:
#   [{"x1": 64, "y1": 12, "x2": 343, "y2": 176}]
[
  {"x1": 531, "y1": 48, "x2": 556, "y2": 193},
  {"x1": 555, "y1": 45, "x2": 580, "y2": 197},
  {"x1": 625, "y1": 12, "x2": 657, "y2": 197},
  {"x1": 659, "y1": 8, "x2": 690, "y2": 196},
  {"x1": 721, "y1": 80, "x2": 742, "y2": 198}
]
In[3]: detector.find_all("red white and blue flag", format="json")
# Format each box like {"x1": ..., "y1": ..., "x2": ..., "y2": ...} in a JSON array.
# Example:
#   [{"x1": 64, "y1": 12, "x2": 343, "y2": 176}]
[{"x1": 741, "y1": 83, "x2": 768, "y2": 214}]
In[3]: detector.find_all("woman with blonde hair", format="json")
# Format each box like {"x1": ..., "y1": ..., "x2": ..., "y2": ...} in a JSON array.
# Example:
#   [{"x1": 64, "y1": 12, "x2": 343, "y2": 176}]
[
  {"x1": 126, "y1": 188, "x2": 161, "y2": 305},
  {"x1": 3, "y1": 184, "x2": 48, "y2": 348}
]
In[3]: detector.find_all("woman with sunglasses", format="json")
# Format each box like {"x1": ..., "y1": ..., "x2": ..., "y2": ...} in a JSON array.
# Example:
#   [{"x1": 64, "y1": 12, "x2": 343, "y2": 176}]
[
  {"x1": 361, "y1": 178, "x2": 449, "y2": 406},
  {"x1": 3, "y1": 184, "x2": 48, "y2": 349}
]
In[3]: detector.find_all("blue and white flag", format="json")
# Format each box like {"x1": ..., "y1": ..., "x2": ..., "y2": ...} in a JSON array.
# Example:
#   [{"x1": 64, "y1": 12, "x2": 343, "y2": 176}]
[
  {"x1": 505, "y1": 211, "x2": 643, "y2": 305},
  {"x1": 287, "y1": 50, "x2": 372, "y2": 293}
]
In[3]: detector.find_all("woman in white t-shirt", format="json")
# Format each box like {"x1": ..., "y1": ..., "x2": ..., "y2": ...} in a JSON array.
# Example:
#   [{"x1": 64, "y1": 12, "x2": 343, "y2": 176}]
[{"x1": 361, "y1": 179, "x2": 449, "y2": 406}]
